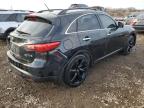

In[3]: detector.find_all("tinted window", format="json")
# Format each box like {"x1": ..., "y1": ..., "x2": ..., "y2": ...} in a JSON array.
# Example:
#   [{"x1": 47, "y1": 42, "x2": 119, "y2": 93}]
[
  {"x1": 0, "y1": 14, "x2": 26, "y2": 22},
  {"x1": 7, "y1": 14, "x2": 17, "y2": 21},
  {"x1": 99, "y1": 14, "x2": 116, "y2": 28},
  {"x1": 78, "y1": 14, "x2": 100, "y2": 31},
  {"x1": 16, "y1": 18, "x2": 52, "y2": 37},
  {"x1": 16, "y1": 14, "x2": 27, "y2": 22},
  {"x1": 67, "y1": 20, "x2": 77, "y2": 33},
  {"x1": 0, "y1": 14, "x2": 10, "y2": 21},
  {"x1": 0, "y1": 14, "x2": 16, "y2": 22}
]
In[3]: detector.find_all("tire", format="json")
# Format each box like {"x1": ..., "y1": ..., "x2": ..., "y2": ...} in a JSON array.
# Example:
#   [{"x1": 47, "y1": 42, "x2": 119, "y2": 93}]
[
  {"x1": 121, "y1": 35, "x2": 135, "y2": 55},
  {"x1": 63, "y1": 54, "x2": 90, "y2": 87}
]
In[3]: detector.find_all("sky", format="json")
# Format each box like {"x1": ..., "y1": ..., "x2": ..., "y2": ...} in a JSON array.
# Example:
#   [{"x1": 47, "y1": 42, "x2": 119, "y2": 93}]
[{"x1": 0, "y1": 0, "x2": 143, "y2": 11}]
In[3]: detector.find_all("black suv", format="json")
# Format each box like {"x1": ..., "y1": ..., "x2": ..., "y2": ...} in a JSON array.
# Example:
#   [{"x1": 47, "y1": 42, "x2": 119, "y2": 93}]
[{"x1": 7, "y1": 5, "x2": 136, "y2": 87}]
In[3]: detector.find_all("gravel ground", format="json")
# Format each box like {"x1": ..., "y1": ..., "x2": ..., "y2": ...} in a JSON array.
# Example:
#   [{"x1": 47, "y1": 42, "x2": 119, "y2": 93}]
[{"x1": 0, "y1": 34, "x2": 144, "y2": 108}]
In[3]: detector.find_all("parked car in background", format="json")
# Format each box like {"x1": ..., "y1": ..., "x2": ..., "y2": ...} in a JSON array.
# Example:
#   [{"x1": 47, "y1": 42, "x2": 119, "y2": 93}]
[
  {"x1": 131, "y1": 13, "x2": 144, "y2": 32},
  {"x1": 7, "y1": 4, "x2": 136, "y2": 87},
  {"x1": 125, "y1": 12, "x2": 143, "y2": 25},
  {"x1": 114, "y1": 17, "x2": 125, "y2": 21},
  {"x1": 0, "y1": 10, "x2": 32, "y2": 40},
  {"x1": 114, "y1": 17, "x2": 125, "y2": 24}
]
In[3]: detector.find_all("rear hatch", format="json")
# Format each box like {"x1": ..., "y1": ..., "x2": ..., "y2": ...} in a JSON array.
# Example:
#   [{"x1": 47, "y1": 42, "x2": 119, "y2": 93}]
[{"x1": 9, "y1": 14, "x2": 55, "y2": 63}]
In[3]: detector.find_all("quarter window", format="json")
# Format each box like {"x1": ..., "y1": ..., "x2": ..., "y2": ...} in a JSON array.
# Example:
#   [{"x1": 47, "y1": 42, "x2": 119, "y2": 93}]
[
  {"x1": 99, "y1": 14, "x2": 117, "y2": 28},
  {"x1": 67, "y1": 20, "x2": 77, "y2": 33},
  {"x1": 77, "y1": 14, "x2": 100, "y2": 31}
]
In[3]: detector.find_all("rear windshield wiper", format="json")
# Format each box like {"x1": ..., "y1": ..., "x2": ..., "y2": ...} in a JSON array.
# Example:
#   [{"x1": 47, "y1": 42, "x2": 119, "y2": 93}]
[{"x1": 16, "y1": 30, "x2": 31, "y2": 35}]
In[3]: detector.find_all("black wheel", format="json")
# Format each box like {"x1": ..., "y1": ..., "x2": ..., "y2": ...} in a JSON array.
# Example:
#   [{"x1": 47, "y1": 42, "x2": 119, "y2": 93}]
[
  {"x1": 64, "y1": 54, "x2": 90, "y2": 87},
  {"x1": 121, "y1": 35, "x2": 135, "y2": 55}
]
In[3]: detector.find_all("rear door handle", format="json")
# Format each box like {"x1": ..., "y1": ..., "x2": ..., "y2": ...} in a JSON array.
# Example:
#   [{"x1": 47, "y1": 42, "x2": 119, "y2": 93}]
[{"x1": 83, "y1": 36, "x2": 91, "y2": 41}]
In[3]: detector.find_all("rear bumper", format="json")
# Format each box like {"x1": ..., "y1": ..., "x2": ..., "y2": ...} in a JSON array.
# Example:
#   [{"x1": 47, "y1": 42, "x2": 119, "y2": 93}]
[
  {"x1": 10, "y1": 63, "x2": 57, "y2": 81},
  {"x1": 7, "y1": 51, "x2": 64, "y2": 81}
]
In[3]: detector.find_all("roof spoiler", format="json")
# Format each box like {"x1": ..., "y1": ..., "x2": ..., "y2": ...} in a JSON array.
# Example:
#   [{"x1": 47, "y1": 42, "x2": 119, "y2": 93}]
[{"x1": 24, "y1": 15, "x2": 52, "y2": 24}]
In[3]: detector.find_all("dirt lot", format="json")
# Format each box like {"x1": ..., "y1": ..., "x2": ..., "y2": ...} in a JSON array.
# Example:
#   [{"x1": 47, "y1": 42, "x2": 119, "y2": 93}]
[{"x1": 0, "y1": 34, "x2": 144, "y2": 108}]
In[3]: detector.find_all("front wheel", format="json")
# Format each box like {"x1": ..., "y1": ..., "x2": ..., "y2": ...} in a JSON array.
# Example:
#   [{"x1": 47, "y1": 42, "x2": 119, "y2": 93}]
[
  {"x1": 121, "y1": 35, "x2": 135, "y2": 55},
  {"x1": 63, "y1": 54, "x2": 90, "y2": 87}
]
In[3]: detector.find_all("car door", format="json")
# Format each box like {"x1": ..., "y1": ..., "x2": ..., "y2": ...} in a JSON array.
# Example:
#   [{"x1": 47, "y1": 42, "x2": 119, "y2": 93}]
[
  {"x1": 98, "y1": 14, "x2": 126, "y2": 54},
  {"x1": 76, "y1": 14, "x2": 107, "y2": 60}
]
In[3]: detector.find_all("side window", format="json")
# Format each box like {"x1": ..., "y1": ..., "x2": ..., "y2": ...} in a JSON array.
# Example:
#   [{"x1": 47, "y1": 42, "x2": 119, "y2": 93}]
[
  {"x1": 99, "y1": 14, "x2": 117, "y2": 28},
  {"x1": 67, "y1": 20, "x2": 77, "y2": 33},
  {"x1": 7, "y1": 14, "x2": 17, "y2": 21},
  {"x1": 16, "y1": 14, "x2": 26, "y2": 22},
  {"x1": 78, "y1": 14, "x2": 100, "y2": 31}
]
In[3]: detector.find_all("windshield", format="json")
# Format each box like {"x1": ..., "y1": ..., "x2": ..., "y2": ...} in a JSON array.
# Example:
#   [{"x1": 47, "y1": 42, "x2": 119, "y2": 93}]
[
  {"x1": 16, "y1": 18, "x2": 52, "y2": 37},
  {"x1": 0, "y1": 14, "x2": 11, "y2": 21}
]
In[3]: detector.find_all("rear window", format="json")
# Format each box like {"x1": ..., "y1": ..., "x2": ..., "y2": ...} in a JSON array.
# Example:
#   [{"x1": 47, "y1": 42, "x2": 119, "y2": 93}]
[{"x1": 16, "y1": 18, "x2": 52, "y2": 37}]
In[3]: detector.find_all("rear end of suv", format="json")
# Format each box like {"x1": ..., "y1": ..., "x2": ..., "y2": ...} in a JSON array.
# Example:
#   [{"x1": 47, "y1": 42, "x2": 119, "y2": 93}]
[{"x1": 7, "y1": 12, "x2": 67, "y2": 81}]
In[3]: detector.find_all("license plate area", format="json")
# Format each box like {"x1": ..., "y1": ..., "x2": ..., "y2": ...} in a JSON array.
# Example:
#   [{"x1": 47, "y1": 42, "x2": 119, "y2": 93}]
[{"x1": 10, "y1": 42, "x2": 20, "y2": 56}]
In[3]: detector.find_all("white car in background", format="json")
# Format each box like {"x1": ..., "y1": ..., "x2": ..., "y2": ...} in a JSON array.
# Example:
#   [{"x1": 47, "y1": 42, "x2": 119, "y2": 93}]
[{"x1": 0, "y1": 10, "x2": 32, "y2": 40}]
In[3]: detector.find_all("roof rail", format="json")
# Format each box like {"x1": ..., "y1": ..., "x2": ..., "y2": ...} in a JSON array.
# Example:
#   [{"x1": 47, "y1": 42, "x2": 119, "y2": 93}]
[
  {"x1": 91, "y1": 6, "x2": 105, "y2": 11},
  {"x1": 0, "y1": 10, "x2": 34, "y2": 12},
  {"x1": 13, "y1": 10, "x2": 34, "y2": 12},
  {"x1": 69, "y1": 4, "x2": 89, "y2": 9},
  {"x1": 58, "y1": 7, "x2": 99, "y2": 15},
  {"x1": 38, "y1": 9, "x2": 63, "y2": 13},
  {"x1": 38, "y1": 7, "x2": 105, "y2": 15}
]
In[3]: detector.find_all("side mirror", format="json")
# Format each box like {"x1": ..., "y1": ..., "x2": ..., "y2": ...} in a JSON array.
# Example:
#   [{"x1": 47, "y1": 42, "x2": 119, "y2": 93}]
[{"x1": 118, "y1": 22, "x2": 124, "y2": 28}]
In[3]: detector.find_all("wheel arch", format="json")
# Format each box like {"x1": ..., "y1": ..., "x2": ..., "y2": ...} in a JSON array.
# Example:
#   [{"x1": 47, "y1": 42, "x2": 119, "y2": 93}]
[
  {"x1": 68, "y1": 49, "x2": 93, "y2": 67},
  {"x1": 130, "y1": 31, "x2": 137, "y2": 45},
  {"x1": 4, "y1": 27, "x2": 16, "y2": 37}
]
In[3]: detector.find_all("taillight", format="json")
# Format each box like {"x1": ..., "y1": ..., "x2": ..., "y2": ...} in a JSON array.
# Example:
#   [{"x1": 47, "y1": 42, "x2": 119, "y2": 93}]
[
  {"x1": 130, "y1": 19, "x2": 138, "y2": 26},
  {"x1": 25, "y1": 42, "x2": 60, "y2": 53}
]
